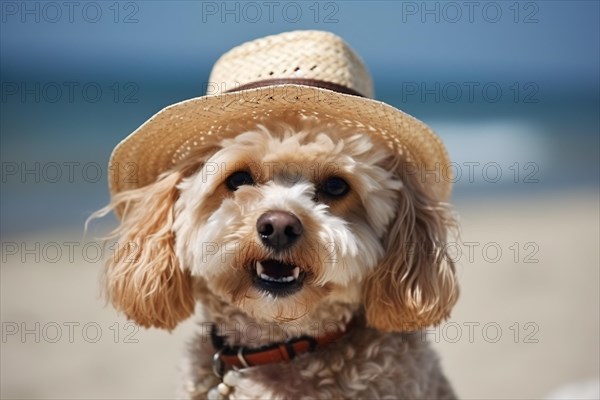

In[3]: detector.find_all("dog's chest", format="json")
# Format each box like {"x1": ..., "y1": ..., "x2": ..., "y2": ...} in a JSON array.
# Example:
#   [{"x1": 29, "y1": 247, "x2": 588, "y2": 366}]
[{"x1": 200, "y1": 331, "x2": 449, "y2": 400}]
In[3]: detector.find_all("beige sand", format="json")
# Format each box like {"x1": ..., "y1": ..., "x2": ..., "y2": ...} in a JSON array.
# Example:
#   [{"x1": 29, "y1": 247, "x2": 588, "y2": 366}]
[{"x1": 1, "y1": 189, "x2": 598, "y2": 399}]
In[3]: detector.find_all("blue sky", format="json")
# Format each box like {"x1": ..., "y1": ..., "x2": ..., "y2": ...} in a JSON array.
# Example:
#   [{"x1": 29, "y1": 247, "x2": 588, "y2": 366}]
[{"x1": 1, "y1": 1, "x2": 598, "y2": 86}]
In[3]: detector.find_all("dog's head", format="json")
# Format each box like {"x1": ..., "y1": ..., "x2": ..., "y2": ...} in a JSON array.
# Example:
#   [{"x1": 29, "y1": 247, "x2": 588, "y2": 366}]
[{"x1": 103, "y1": 117, "x2": 458, "y2": 332}]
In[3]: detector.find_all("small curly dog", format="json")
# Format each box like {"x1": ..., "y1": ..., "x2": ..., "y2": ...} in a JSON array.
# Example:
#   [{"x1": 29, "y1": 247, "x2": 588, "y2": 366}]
[{"x1": 96, "y1": 31, "x2": 459, "y2": 399}]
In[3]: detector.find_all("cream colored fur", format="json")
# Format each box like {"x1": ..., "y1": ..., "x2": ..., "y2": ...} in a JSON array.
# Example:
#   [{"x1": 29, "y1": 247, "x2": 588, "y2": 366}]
[{"x1": 95, "y1": 115, "x2": 459, "y2": 399}]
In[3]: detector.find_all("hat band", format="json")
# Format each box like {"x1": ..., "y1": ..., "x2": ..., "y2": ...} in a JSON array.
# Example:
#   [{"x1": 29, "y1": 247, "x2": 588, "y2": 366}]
[{"x1": 224, "y1": 78, "x2": 366, "y2": 98}]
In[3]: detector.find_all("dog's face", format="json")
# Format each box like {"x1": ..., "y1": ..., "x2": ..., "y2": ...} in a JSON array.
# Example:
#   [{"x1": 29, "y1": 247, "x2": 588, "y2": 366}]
[
  {"x1": 103, "y1": 119, "x2": 458, "y2": 331},
  {"x1": 173, "y1": 126, "x2": 402, "y2": 322}
]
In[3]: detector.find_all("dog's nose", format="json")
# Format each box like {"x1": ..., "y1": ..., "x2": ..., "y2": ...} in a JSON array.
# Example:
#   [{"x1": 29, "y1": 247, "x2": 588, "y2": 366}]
[{"x1": 256, "y1": 211, "x2": 303, "y2": 250}]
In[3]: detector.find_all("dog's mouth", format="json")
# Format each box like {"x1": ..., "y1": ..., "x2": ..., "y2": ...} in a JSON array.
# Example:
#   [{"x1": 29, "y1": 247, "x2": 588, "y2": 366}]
[{"x1": 251, "y1": 259, "x2": 306, "y2": 296}]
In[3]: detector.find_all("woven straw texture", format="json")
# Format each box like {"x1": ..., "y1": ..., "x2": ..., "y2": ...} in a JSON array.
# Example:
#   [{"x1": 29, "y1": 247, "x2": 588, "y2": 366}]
[
  {"x1": 209, "y1": 30, "x2": 374, "y2": 98},
  {"x1": 109, "y1": 31, "x2": 452, "y2": 200}
]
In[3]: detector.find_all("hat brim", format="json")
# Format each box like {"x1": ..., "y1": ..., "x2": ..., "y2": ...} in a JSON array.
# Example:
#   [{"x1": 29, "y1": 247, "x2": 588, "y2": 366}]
[{"x1": 109, "y1": 84, "x2": 451, "y2": 200}]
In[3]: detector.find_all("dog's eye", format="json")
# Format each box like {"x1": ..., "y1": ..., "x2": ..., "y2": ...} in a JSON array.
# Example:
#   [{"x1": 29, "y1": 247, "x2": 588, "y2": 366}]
[
  {"x1": 321, "y1": 177, "x2": 350, "y2": 197},
  {"x1": 226, "y1": 171, "x2": 254, "y2": 191}
]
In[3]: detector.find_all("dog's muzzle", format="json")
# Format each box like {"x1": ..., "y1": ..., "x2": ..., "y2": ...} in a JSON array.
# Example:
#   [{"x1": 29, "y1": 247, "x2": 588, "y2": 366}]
[{"x1": 251, "y1": 211, "x2": 307, "y2": 296}]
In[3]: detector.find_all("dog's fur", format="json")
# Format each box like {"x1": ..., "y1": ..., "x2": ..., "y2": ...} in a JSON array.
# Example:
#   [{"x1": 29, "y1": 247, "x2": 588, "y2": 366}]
[{"x1": 97, "y1": 114, "x2": 459, "y2": 399}]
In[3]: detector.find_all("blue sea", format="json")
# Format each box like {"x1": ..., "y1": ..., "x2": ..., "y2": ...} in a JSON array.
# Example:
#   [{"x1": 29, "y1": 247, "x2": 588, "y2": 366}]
[{"x1": 1, "y1": 75, "x2": 597, "y2": 236}]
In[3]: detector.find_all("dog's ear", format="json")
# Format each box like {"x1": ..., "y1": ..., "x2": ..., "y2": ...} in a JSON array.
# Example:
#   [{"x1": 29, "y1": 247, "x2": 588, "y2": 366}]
[
  {"x1": 103, "y1": 169, "x2": 195, "y2": 330},
  {"x1": 364, "y1": 175, "x2": 458, "y2": 332}
]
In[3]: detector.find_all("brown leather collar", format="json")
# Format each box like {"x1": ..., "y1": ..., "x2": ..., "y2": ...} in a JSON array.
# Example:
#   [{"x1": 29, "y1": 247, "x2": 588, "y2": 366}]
[
  {"x1": 224, "y1": 78, "x2": 366, "y2": 98},
  {"x1": 211, "y1": 319, "x2": 354, "y2": 377}
]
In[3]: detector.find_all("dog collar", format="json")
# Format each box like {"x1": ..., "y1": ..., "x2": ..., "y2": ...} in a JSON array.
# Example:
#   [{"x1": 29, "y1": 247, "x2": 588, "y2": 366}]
[{"x1": 211, "y1": 319, "x2": 354, "y2": 377}]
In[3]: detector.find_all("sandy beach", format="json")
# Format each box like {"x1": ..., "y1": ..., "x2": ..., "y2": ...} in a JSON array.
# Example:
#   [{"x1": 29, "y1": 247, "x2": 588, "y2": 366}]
[{"x1": 1, "y1": 188, "x2": 598, "y2": 399}]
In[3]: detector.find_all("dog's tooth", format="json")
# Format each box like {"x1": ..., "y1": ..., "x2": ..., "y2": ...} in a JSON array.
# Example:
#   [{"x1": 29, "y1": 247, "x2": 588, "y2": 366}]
[
  {"x1": 260, "y1": 273, "x2": 272, "y2": 281},
  {"x1": 292, "y1": 267, "x2": 300, "y2": 279},
  {"x1": 256, "y1": 261, "x2": 264, "y2": 275}
]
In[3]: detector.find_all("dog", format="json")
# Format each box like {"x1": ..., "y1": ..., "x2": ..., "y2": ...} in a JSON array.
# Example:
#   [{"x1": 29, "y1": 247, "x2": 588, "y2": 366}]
[{"x1": 96, "y1": 30, "x2": 459, "y2": 399}]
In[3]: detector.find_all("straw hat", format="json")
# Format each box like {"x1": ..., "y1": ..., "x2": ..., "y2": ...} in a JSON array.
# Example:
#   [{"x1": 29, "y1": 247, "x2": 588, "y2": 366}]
[{"x1": 109, "y1": 30, "x2": 451, "y2": 200}]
